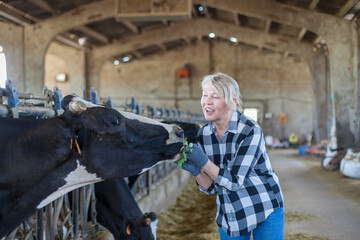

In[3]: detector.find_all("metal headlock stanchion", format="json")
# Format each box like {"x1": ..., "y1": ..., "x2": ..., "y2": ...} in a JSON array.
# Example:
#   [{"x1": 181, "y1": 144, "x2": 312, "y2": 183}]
[{"x1": 0, "y1": 79, "x2": 64, "y2": 118}]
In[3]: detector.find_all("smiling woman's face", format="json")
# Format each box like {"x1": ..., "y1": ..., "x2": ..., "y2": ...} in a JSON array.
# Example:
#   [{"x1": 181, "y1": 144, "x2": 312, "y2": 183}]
[{"x1": 201, "y1": 82, "x2": 231, "y2": 123}]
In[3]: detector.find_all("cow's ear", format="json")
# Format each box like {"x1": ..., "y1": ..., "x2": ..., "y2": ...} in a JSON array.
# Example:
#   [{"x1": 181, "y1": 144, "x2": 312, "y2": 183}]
[
  {"x1": 61, "y1": 95, "x2": 76, "y2": 112},
  {"x1": 126, "y1": 224, "x2": 131, "y2": 234},
  {"x1": 138, "y1": 215, "x2": 150, "y2": 226},
  {"x1": 61, "y1": 95, "x2": 87, "y2": 116},
  {"x1": 141, "y1": 212, "x2": 157, "y2": 226}
]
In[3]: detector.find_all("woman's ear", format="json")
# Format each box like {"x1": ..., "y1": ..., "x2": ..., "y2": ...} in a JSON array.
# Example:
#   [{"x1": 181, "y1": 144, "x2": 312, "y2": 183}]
[{"x1": 233, "y1": 97, "x2": 237, "y2": 103}]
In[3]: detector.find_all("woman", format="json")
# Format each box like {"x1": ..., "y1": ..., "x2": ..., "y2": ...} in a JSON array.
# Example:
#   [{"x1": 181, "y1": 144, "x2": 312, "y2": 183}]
[{"x1": 180, "y1": 73, "x2": 284, "y2": 240}]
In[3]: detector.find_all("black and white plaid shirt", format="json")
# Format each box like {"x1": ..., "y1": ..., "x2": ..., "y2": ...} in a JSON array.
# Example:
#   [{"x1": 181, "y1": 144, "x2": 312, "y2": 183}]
[{"x1": 197, "y1": 111, "x2": 284, "y2": 237}]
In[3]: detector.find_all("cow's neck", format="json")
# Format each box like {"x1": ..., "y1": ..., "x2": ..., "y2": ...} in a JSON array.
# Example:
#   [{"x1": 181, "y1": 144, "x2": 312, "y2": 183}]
[{"x1": 0, "y1": 155, "x2": 102, "y2": 238}]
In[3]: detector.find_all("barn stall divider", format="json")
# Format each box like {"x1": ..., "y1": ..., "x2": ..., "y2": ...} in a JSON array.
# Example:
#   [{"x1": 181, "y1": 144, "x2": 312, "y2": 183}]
[{"x1": 0, "y1": 79, "x2": 204, "y2": 240}]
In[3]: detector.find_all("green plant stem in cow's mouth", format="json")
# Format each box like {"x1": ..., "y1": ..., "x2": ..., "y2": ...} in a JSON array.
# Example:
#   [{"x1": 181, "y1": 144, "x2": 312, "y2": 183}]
[{"x1": 177, "y1": 138, "x2": 193, "y2": 168}]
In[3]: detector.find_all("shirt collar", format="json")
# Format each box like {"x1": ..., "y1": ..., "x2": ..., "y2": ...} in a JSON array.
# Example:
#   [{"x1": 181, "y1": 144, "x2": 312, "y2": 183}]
[{"x1": 209, "y1": 110, "x2": 239, "y2": 134}]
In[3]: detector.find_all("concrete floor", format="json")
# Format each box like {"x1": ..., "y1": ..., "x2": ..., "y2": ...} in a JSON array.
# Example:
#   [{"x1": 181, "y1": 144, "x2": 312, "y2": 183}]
[{"x1": 269, "y1": 149, "x2": 360, "y2": 240}]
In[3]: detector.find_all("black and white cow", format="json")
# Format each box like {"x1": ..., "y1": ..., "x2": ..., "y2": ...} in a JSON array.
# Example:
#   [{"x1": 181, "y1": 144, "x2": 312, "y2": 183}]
[
  {"x1": 0, "y1": 95, "x2": 184, "y2": 238},
  {"x1": 95, "y1": 178, "x2": 158, "y2": 240},
  {"x1": 94, "y1": 121, "x2": 201, "y2": 239}
]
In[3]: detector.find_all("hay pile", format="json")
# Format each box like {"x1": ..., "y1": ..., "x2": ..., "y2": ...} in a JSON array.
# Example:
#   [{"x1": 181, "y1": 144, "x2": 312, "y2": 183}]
[
  {"x1": 285, "y1": 211, "x2": 316, "y2": 223},
  {"x1": 285, "y1": 233, "x2": 331, "y2": 240},
  {"x1": 157, "y1": 180, "x2": 219, "y2": 240}
]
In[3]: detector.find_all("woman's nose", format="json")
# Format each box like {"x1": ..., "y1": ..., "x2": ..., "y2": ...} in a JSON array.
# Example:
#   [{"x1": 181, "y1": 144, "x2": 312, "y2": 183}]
[{"x1": 205, "y1": 98, "x2": 213, "y2": 104}]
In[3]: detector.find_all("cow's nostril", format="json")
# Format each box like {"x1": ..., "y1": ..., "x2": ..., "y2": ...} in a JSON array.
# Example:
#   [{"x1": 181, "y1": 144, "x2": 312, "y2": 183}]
[{"x1": 176, "y1": 129, "x2": 184, "y2": 138}]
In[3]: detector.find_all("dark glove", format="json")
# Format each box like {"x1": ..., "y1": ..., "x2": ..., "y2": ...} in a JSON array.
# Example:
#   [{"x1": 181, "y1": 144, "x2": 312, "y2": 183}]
[
  {"x1": 185, "y1": 143, "x2": 208, "y2": 168},
  {"x1": 181, "y1": 160, "x2": 200, "y2": 176}
]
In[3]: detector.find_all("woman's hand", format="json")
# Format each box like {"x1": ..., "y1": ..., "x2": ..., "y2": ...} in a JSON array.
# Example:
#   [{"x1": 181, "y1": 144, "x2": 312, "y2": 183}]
[
  {"x1": 181, "y1": 161, "x2": 200, "y2": 176},
  {"x1": 185, "y1": 143, "x2": 209, "y2": 168}
]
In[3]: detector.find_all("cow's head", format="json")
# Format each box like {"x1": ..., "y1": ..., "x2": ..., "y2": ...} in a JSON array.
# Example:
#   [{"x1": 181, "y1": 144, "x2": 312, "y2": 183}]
[
  {"x1": 120, "y1": 212, "x2": 158, "y2": 240},
  {"x1": 161, "y1": 120, "x2": 201, "y2": 143},
  {"x1": 61, "y1": 95, "x2": 184, "y2": 178}
]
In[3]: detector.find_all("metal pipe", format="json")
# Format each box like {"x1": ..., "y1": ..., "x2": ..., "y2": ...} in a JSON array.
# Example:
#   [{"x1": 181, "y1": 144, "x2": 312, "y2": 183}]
[
  {"x1": 0, "y1": 104, "x2": 9, "y2": 117},
  {"x1": 18, "y1": 93, "x2": 51, "y2": 101},
  {"x1": 16, "y1": 106, "x2": 58, "y2": 118},
  {"x1": 0, "y1": 104, "x2": 63, "y2": 118}
]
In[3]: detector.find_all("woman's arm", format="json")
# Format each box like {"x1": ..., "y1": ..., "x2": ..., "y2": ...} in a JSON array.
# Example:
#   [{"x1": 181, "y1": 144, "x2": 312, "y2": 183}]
[
  {"x1": 199, "y1": 160, "x2": 220, "y2": 183},
  {"x1": 195, "y1": 160, "x2": 220, "y2": 189},
  {"x1": 195, "y1": 170, "x2": 212, "y2": 189}
]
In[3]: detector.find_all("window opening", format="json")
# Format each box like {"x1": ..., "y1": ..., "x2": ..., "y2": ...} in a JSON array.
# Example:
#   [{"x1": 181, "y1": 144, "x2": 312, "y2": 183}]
[
  {"x1": 243, "y1": 108, "x2": 259, "y2": 122},
  {"x1": 0, "y1": 45, "x2": 6, "y2": 88}
]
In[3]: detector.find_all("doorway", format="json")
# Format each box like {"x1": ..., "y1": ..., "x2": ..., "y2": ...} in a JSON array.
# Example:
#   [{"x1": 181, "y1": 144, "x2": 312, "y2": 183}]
[
  {"x1": 0, "y1": 45, "x2": 6, "y2": 88},
  {"x1": 243, "y1": 107, "x2": 259, "y2": 122}
]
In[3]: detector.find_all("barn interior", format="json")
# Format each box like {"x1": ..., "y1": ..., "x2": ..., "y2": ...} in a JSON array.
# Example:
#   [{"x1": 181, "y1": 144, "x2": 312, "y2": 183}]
[{"x1": 0, "y1": 0, "x2": 360, "y2": 239}]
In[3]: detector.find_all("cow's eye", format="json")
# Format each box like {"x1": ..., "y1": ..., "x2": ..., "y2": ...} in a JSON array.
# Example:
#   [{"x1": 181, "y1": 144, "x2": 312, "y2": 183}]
[{"x1": 112, "y1": 118, "x2": 120, "y2": 126}]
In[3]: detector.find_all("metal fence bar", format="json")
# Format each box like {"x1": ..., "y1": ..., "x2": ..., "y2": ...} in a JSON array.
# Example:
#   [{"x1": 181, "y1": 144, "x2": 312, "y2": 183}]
[
  {"x1": 72, "y1": 189, "x2": 79, "y2": 239},
  {"x1": 36, "y1": 209, "x2": 43, "y2": 240}
]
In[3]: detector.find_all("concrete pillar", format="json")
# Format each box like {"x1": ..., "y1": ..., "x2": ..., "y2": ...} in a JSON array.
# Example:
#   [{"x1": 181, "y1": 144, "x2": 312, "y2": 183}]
[
  {"x1": 326, "y1": 21, "x2": 358, "y2": 148},
  {"x1": 0, "y1": 22, "x2": 24, "y2": 91},
  {"x1": 357, "y1": 17, "x2": 360, "y2": 146},
  {"x1": 312, "y1": 48, "x2": 330, "y2": 142}
]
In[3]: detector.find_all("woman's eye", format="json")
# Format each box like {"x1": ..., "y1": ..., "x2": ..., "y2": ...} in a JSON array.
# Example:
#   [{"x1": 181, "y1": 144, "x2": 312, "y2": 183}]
[{"x1": 112, "y1": 119, "x2": 120, "y2": 126}]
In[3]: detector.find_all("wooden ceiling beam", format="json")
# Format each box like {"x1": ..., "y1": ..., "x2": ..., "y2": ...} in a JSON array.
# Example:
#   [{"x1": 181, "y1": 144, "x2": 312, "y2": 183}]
[
  {"x1": 336, "y1": 0, "x2": 358, "y2": 17},
  {"x1": 258, "y1": 19, "x2": 271, "y2": 51},
  {"x1": 120, "y1": 20, "x2": 139, "y2": 34},
  {"x1": 313, "y1": 35, "x2": 322, "y2": 44},
  {"x1": 132, "y1": 50, "x2": 143, "y2": 58},
  {"x1": 55, "y1": 35, "x2": 82, "y2": 50},
  {"x1": 0, "y1": 1, "x2": 83, "y2": 49},
  {"x1": 283, "y1": 51, "x2": 289, "y2": 58},
  {"x1": 234, "y1": 12, "x2": 240, "y2": 25},
  {"x1": 28, "y1": 0, "x2": 59, "y2": 15},
  {"x1": 308, "y1": 0, "x2": 320, "y2": 10},
  {"x1": 297, "y1": 0, "x2": 320, "y2": 42},
  {"x1": 77, "y1": 26, "x2": 109, "y2": 44},
  {"x1": 264, "y1": 19, "x2": 271, "y2": 33},
  {"x1": 157, "y1": 44, "x2": 167, "y2": 51},
  {"x1": 297, "y1": 28, "x2": 307, "y2": 41},
  {"x1": 0, "y1": 5, "x2": 31, "y2": 26},
  {"x1": 182, "y1": 37, "x2": 191, "y2": 45}
]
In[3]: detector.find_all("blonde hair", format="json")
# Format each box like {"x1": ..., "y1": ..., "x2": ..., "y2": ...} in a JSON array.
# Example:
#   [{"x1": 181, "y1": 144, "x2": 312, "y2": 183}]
[{"x1": 201, "y1": 73, "x2": 243, "y2": 112}]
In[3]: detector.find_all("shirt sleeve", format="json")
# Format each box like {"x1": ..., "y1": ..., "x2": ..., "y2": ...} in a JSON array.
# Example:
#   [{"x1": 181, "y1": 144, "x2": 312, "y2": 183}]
[
  {"x1": 197, "y1": 176, "x2": 217, "y2": 196},
  {"x1": 216, "y1": 126, "x2": 263, "y2": 192},
  {"x1": 195, "y1": 131, "x2": 218, "y2": 195}
]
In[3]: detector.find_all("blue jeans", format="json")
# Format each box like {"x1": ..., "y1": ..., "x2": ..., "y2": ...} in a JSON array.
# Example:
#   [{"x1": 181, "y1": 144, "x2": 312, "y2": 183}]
[{"x1": 219, "y1": 207, "x2": 284, "y2": 240}]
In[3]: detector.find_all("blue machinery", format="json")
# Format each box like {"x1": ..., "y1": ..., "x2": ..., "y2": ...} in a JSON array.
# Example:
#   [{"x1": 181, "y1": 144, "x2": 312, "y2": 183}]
[{"x1": 1, "y1": 79, "x2": 204, "y2": 240}]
